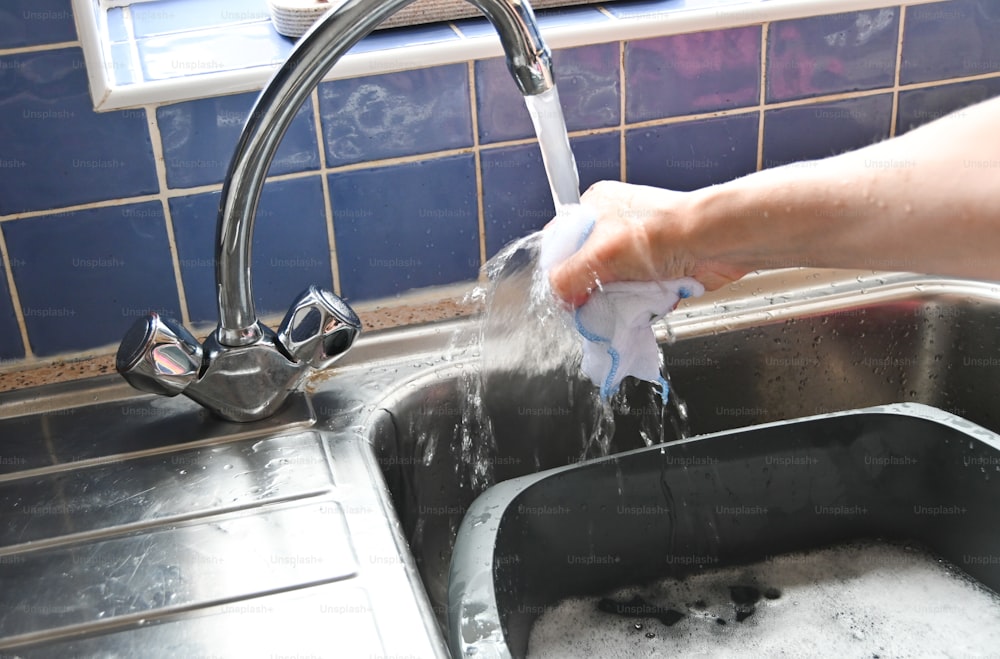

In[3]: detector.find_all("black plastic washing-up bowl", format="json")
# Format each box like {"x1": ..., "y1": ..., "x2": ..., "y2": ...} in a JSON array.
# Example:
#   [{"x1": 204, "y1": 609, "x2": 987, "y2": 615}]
[{"x1": 447, "y1": 403, "x2": 1000, "y2": 658}]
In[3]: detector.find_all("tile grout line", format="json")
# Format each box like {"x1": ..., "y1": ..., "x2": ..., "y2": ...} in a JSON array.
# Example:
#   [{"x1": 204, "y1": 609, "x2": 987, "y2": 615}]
[
  {"x1": 0, "y1": 228, "x2": 34, "y2": 360},
  {"x1": 468, "y1": 61, "x2": 488, "y2": 272},
  {"x1": 310, "y1": 88, "x2": 343, "y2": 296},
  {"x1": 145, "y1": 104, "x2": 192, "y2": 327},
  {"x1": 0, "y1": 41, "x2": 79, "y2": 57},
  {"x1": 756, "y1": 22, "x2": 768, "y2": 172},
  {"x1": 4, "y1": 70, "x2": 1000, "y2": 227},
  {"x1": 889, "y1": 4, "x2": 907, "y2": 137},
  {"x1": 618, "y1": 38, "x2": 627, "y2": 182}
]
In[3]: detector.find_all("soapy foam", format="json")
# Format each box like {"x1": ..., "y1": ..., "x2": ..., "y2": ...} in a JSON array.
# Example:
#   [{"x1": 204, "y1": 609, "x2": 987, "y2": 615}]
[{"x1": 528, "y1": 541, "x2": 1000, "y2": 658}]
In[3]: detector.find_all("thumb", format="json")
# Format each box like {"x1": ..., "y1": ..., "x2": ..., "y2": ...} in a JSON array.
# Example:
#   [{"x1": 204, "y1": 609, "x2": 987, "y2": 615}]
[{"x1": 548, "y1": 250, "x2": 603, "y2": 307}]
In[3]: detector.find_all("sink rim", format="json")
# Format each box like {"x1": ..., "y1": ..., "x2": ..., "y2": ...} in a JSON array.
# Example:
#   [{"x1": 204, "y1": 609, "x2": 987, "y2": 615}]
[{"x1": 446, "y1": 402, "x2": 1000, "y2": 658}]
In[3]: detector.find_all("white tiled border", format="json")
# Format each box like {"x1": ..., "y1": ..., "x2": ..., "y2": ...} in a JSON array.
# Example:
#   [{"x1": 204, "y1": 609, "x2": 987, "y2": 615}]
[{"x1": 73, "y1": 0, "x2": 943, "y2": 112}]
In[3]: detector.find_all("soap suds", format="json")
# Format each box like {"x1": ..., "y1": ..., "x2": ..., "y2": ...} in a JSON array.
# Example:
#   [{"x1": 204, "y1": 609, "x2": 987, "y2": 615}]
[{"x1": 528, "y1": 541, "x2": 1000, "y2": 658}]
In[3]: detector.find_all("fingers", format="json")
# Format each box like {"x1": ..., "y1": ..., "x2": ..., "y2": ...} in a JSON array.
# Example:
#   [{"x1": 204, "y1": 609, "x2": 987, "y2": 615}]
[{"x1": 548, "y1": 259, "x2": 595, "y2": 307}]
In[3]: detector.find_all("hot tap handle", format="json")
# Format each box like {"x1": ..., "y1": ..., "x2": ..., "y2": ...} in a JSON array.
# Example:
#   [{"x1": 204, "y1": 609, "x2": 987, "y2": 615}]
[
  {"x1": 116, "y1": 313, "x2": 204, "y2": 396},
  {"x1": 277, "y1": 286, "x2": 361, "y2": 369}
]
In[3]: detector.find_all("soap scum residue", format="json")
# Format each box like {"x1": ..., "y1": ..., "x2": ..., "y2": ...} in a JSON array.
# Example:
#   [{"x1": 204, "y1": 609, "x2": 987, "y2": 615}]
[{"x1": 528, "y1": 540, "x2": 1000, "y2": 658}]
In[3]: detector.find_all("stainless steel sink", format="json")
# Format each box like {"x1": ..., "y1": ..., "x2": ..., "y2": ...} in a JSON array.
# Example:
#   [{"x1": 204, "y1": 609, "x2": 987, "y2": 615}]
[
  {"x1": 3, "y1": 270, "x2": 1000, "y2": 656},
  {"x1": 363, "y1": 270, "x2": 1000, "y2": 635}
]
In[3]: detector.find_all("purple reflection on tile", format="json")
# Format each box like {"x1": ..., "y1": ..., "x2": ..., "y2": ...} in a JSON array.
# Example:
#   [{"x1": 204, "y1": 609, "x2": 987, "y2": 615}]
[
  {"x1": 901, "y1": 0, "x2": 1000, "y2": 84},
  {"x1": 319, "y1": 64, "x2": 472, "y2": 167},
  {"x1": 626, "y1": 113, "x2": 758, "y2": 191},
  {"x1": 625, "y1": 26, "x2": 760, "y2": 123},
  {"x1": 4, "y1": 202, "x2": 181, "y2": 357},
  {"x1": 481, "y1": 132, "x2": 620, "y2": 258},
  {"x1": 330, "y1": 155, "x2": 479, "y2": 301},
  {"x1": 897, "y1": 78, "x2": 1000, "y2": 135},
  {"x1": 763, "y1": 94, "x2": 892, "y2": 168},
  {"x1": 170, "y1": 177, "x2": 332, "y2": 323},
  {"x1": 477, "y1": 43, "x2": 620, "y2": 144},
  {"x1": 767, "y1": 8, "x2": 898, "y2": 103}
]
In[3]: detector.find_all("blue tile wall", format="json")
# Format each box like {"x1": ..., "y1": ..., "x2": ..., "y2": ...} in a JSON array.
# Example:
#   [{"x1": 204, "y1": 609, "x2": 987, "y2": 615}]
[
  {"x1": 169, "y1": 177, "x2": 333, "y2": 323},
  {"x1": 897, "y1": 77, "x2": 1000, "y2": 135},
  {"x1": 767, "y1": 8, "x2": 898, "y2": 102},
  {"x1": 3, "y1": 202, "x2": 181, "y2": 357},
  {"x1": 1, "y1": 1, "x2": 999, "y2": 364},
  {"x1": 330, "y1": 155, "x2": 479, "y2": 301},
  {"x1": 625, "y1": 26, "x2": 761, "y2": 122},
  {"x1": 900, "y1": 0, "x2": 1000, "y2": 85},
  {"x1": 319, "y1": 64, "x2": 473, "y2": 166},
  {"x1": 476, "y1": 43, "x2": 620, "y2": 143},
  {"x1": 0, "y1": 0, "x2": 77, "y2": 49},
  {"x1": 762, "y1": 94, "x2": 893, "y2": 168},
  {"x1": 157, "y1": 92, "x2": 319, "y2": 189},
  {"x1": 626, "y1": 113, "x2": 759, "y2": 190},
  {"x1": 0, "y1": 48, "x2": 158, "y2": 215},
  {"x1": 482, "y1": 133, "x2": 620, "y2": 257}
]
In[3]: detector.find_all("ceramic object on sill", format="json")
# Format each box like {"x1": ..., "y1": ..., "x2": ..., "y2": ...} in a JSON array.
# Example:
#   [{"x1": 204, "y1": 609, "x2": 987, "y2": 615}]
[{"x1": 267, "y1": 0, "x2": 333, "y2": 39}]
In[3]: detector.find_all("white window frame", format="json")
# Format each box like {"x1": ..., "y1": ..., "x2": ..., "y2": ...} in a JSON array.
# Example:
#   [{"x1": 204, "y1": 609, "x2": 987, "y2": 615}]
[{"x1": 73, "y1": 0, "x2": 931, "y2": 112}]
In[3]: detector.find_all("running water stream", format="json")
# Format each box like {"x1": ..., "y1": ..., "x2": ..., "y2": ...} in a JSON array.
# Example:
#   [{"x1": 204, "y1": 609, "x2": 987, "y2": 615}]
[{"x1": 441, "y1": 85, "x2": 691, "y2": 494}]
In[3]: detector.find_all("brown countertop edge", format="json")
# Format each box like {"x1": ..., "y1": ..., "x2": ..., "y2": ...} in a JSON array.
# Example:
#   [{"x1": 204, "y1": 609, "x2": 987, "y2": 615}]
[{"x1": 0, "y1": 295, "x2": 476, "y2": 394}]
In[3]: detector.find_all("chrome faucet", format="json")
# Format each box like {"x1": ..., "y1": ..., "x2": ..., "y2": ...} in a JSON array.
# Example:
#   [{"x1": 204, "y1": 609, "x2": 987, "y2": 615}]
[{"x1": 116, "y1": 0, "x2": 556, "y2": 422}]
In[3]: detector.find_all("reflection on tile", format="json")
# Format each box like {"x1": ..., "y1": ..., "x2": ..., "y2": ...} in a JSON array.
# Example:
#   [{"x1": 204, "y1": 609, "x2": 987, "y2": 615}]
[
  {"x1": 476, "y1": 43, "x2": 620, "y2": 144},
  {"x1": 320, "y1": 65, "x2": 472, "y2": 167},
  {"x1": 625, "y1": 26, "x2": 760, "y2": 123},
  {"x1": 157, "y1": 91, "x2": 319, "y2": 189},
  {"x1": 901, "y1": 0, "x2": 1000, "y2": 84},
  {"x1": 897, "y1": 78, "x2": 1000, "y2": 135},
  {"x1": 111, "y1": 43, "x2": 141, "y2": 86},
  {"x1": 0, "y1": 273, "x2": 23, "y2": 362},
  {"x1": 763, "y1": 94, "x2": 893, "y2": 168},
  {"x1": 131, "y1": 0, "x2": 271, "y2": 38},
  {"x1": 626, "y1": 113, "x2": 758, "y2": 191},
  {"x1": 330, "y1": 155, "x2": 479, "y2": 301},
  {"x1": 0, "y1": 0, "x2": 77, "y2": 49},
  {"x1": 170, "y1": 177, "x2": 332, "y2": 324},
  {"x1": 107, "y1": 8, "x2": 129, "y2": 43},
  {"x1": 767, "y1": 8, "x2": 898, "y2": 102},
  {"x1": 138, "y1": 21, "x2": 293, "y2": 82},
  {"x1": 0, "y1": 48, "x2": 158, "y2": 215},
  {"x1": 3, "y1": 203, "x2": 180, "y2": 357},
  {"x1": 482, "y1": 133, "x2": 620, "y2": 258}
]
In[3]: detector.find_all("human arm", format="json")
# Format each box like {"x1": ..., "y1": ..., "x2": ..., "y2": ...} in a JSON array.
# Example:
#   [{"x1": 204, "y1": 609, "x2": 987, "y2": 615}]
[{"x1": 548, "y1": 95, "x2": 1000, "y2": 307}]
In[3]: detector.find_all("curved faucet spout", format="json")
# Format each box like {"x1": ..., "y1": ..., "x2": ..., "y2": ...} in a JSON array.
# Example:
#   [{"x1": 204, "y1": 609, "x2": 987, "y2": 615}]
[
  {"x1": 118, "y1": 0, "x2": 555, "y2": 422},
  {"x1": 216, "y1": 0, "x2": 555, "y2": 347}
]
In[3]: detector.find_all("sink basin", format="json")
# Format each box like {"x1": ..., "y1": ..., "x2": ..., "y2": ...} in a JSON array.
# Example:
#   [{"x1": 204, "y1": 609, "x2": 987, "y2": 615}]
[
  {"x1": 361, "y1": 271, "x2": 1000, "y2": 639},
  {"x1": 447, "y1": 403, "x2": 1000, "y2": 657},
  {"x1": 4, "y1": 269, "x2": 1000, "y2": 656}
]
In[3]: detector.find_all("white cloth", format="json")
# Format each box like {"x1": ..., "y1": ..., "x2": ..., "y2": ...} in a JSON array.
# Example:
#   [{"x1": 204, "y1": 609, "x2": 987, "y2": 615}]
[{"x1": 539, "y1": 205, "x2": 704, "y2": 400}]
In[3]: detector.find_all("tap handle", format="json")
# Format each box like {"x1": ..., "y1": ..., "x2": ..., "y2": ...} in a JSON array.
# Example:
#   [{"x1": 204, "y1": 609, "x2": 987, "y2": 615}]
[
  {"x1": 277, "y1": 286, "x2": 361, "y2": 369},
  {"x1": 116, "y1": 313, "x2": 204, "y2": 396}
]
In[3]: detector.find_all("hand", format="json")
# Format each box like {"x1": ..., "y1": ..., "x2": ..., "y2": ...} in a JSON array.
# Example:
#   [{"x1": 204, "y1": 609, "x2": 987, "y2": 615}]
[{"x1": 547, "y1": 181, "x2": 748, "y2": 306}]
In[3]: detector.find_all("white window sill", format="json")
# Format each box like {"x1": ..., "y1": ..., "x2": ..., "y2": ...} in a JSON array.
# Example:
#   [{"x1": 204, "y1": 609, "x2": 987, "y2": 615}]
[{"x1": 72, "y1": 0, "x2": 933, "y2": 112}]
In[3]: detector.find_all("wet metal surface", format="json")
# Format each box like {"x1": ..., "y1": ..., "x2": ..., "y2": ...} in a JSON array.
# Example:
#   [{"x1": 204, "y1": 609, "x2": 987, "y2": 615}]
[{"x1": 4, "y1": 271, "x2": 1000, "y2": 656}]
